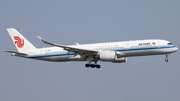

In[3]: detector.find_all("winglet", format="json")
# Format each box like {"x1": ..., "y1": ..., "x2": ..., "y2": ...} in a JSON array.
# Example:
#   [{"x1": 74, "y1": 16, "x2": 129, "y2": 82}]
[
  {"x1": 37, "y1": 35, "x2": 56, "y2": 46},
  {"x1": 37, "y1": 36, "x2": 44, "y2": 41},
  {"x1": 76, "y1": 42, "x2": 80, "y2": 45}
]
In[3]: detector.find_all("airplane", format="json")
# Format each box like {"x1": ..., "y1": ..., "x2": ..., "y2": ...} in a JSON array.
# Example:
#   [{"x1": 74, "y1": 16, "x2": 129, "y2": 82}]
[{"x1": 5, "y1": 28, "x2": 178, "y2": 69}]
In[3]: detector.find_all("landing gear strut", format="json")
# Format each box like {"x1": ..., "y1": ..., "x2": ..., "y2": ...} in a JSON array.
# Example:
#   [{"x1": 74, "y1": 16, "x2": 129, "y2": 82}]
[
  {"x1": 85, "y1": 61, "x2": 101, "y2": 69},
  {"x1": 165, "y1": 54, "x2": 169, "y2": 62}
]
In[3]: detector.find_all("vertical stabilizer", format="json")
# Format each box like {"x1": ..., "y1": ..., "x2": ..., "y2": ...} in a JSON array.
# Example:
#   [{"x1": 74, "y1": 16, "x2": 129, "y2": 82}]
[{"x1": 7, "y1": 28, "x2": 36, "y2": 52}]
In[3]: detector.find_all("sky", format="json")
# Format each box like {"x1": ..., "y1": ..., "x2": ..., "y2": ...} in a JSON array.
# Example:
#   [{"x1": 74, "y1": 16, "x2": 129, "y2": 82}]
[{"x1": 0, "y1": 0, "x2": 180, "y2": 101}]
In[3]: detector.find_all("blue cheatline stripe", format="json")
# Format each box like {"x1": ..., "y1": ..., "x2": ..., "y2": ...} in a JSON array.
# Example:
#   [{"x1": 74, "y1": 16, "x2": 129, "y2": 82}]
[
  {"x1": 27, "y1": 45, "x2": 176, "y2": 58},
  {"x1": 28, "y1": 53, "x2": 75, "y2": 58},
  {"x1": 114, "y1": 45, "x2": 175, "y2": 52}
]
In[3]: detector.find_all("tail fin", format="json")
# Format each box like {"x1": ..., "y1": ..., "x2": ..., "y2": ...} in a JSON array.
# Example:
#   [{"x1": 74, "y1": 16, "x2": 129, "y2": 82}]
[{"x1": 7, "y1": 28, "x2": 36, "y2": 52}]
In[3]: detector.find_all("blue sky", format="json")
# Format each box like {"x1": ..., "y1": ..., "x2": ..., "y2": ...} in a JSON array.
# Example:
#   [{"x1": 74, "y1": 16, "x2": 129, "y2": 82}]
[{"x1": 1, "y1": 0, "x2": 180, "y2": 101}]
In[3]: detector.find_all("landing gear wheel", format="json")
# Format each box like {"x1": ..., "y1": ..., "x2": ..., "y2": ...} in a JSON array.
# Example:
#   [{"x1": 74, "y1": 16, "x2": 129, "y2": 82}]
[
  {"x1": 90, "y1": 64, "x2": 95, "y2": 68},
  {"x1": 85, "y1": 64, "x2": 90, "y2": 67},
  {"x1": 165, "y1": 59, "x2": 168, "y2": 62},
  {"x1": 96, "y1": 65, "x2": 101, "y2": 69},
  {"x1": 85, "y1": 61, "x2": 101, "y2": 69}
]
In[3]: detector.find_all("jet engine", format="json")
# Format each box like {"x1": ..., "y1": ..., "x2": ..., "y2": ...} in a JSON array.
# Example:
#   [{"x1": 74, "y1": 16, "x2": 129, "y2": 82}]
[{"x1": 98, "y1": 51, "x2": 127, "y2": 63}]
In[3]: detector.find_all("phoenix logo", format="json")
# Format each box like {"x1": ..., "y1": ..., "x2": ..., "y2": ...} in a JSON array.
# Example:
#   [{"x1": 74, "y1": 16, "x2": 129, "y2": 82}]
[{"x1": 13, "y1": 36, "x2": 24, "y2": 48}]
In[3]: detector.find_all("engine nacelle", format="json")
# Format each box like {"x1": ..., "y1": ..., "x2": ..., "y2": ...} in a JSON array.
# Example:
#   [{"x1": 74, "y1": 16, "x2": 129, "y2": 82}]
[
  {"x1": 99, "y1": 51, "x2": 127, "y2": 63},
  {"x1": 99, "y1": 51, "x2": 116, "y2": 61},
  {"x1": 111, "y1": 57, "x2": 127, "y2": 63}
]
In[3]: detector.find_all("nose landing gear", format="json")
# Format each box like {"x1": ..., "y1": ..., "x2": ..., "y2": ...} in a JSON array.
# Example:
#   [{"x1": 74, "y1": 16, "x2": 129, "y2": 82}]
[
  {"x1": 165, "y1": 59, "x2": 168, "y2": 62},
  {"x1": 85, "y1": 61, "x2": 101, "y2": 69},
  {"x1": 165, "y1": 54, "x2": 169, "y2": 62}
]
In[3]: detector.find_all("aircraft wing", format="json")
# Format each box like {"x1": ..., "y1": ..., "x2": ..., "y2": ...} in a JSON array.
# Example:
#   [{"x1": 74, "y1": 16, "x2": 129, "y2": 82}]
[
  {"x1": 4, "y1": 50, "x2": 27, "y2": 56},
  {"x1": 37, "y1": 36, "x2": 98, "y2": 56}
]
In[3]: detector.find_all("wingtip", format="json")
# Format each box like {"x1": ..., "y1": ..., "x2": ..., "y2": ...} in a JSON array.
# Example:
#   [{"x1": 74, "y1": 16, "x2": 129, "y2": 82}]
[
  {"x1": 4, "y1": 50, "x2": 10, "y2": 52},
  {"x1": 37, "y1": 36, "x2": 44, "y2": 41}
]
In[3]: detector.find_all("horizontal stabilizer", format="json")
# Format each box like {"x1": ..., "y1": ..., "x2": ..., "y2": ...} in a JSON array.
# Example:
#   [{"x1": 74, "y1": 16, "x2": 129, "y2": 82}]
[{"x1": 4, "y1": 50, "x2": 27, "y2": 56}]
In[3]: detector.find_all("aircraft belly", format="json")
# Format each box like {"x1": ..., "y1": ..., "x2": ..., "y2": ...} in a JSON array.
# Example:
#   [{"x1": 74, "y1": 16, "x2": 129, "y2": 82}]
[
  {"x1": 151, "y1": 48, "x2": 175, "y2": 55},
  {"x1": 123, "y1": 50, "x2": 151, "y2": 57},
  {"x1": 38, "y1": 55, "x2": 86, "y2": 62},
  {"x1": 45, "y1": 56, "x2": 71, "y2": 61}
]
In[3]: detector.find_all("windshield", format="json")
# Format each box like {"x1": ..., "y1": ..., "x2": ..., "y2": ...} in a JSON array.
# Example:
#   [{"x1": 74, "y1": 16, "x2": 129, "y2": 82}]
[{"x1": 168, "y1": 43, "x2": 173, "y2": 45}]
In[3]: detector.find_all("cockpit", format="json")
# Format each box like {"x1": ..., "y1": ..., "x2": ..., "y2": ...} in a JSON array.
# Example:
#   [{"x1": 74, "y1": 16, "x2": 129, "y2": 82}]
[{"x1": 167, "y1": 43, "x2": 173, "y2": 45}]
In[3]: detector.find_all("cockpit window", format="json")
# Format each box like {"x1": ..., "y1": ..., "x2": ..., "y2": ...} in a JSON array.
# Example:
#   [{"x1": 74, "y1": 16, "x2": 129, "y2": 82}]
[{"x1": 168, "y1": 43, "x2": 173, "y2": 45}]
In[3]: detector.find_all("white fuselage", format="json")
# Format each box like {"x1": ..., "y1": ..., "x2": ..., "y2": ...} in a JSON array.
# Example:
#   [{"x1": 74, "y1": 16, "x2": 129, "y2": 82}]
[
  {"x1": 25, "y1": 39, "x2": 178, "y2": 62},
  {"x1": 6, "y1": 28, "x2": 178, "y2": 68}
]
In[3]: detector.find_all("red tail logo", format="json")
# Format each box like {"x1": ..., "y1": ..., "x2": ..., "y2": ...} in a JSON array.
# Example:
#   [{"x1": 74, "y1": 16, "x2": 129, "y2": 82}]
[{"x1": 13, "y1": 36, "x2": 24, "y2": 48}]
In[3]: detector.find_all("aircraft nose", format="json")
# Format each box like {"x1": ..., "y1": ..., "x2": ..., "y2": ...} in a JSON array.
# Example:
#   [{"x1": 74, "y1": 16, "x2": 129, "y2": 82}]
[{"x1": 174, "y1": 47, "x2": 178, "y2": 52}]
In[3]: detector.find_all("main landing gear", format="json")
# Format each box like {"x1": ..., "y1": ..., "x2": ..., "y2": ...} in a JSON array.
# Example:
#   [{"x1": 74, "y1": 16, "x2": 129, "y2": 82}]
[
  {"x1": 165, "y1": 54, "x2": 169, "y2": 62},
  {"x1": 85, "y1": 61, "x2": 101, "y2": 69}
]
